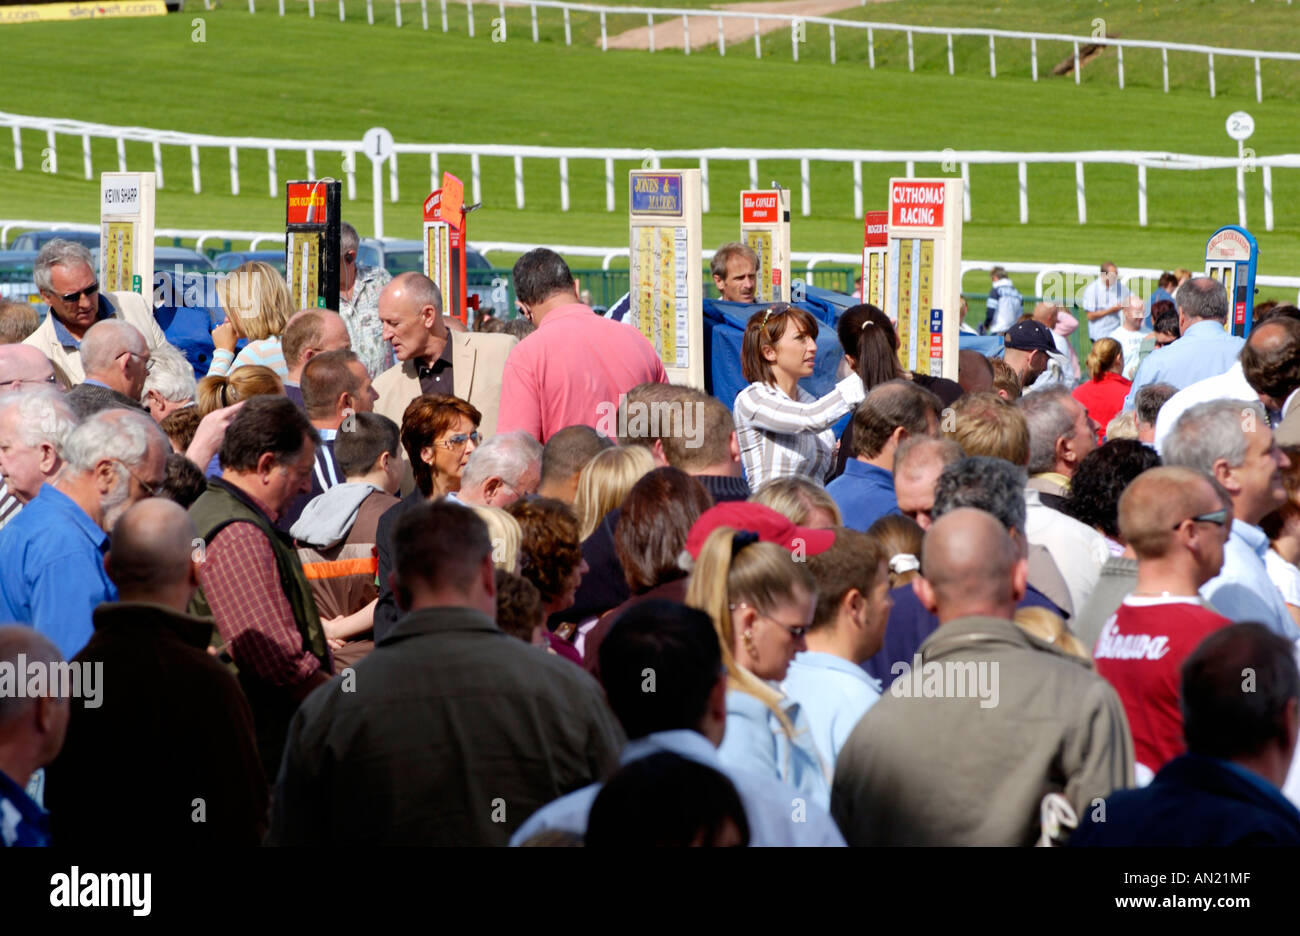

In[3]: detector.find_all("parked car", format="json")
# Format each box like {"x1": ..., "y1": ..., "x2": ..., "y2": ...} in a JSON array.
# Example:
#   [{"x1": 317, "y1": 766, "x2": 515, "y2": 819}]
[
  {"x1": 0, "y1": 250, "x2": 42, "y2": 307},
  {"x1": 359, "y1": 237, "x2": 501, "y2": 315},
  {"x1": 213, "y1": 249, "x2": 287, "y2": 274},
  {"x1": 6, "y1": 229, "x2": 99, "y2": 252},
  {"x1": 149, "y1": 247, "x2": 217, "y2": 275}
]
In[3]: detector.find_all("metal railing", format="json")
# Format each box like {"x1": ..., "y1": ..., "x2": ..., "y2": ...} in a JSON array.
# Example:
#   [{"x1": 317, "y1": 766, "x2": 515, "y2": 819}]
[
  {"x1": 3, "y1": 112, "x2": 1292, "y2": 233},
  {"x1": 245, "y1": 0, "x2": 1300, "y2": 102}
]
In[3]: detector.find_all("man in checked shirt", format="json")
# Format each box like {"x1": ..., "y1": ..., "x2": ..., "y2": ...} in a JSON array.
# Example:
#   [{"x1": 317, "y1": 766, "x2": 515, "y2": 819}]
[{"x1": 188, "y1": 395, "x2": 331, "y2": 776}]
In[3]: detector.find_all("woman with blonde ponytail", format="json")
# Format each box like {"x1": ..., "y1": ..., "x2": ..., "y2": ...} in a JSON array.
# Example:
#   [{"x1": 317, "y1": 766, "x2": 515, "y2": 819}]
[
  {"x1": 1072, "y1": 336, "x2": 1130, "y2": 443},
  {"x1": 686, "y1": 525, "x2": 831, "y2": 807}
]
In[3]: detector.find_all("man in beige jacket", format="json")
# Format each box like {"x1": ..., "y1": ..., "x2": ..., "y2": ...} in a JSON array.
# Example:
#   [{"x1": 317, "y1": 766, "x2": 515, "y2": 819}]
[
  {"x1": 372, "y1": 273, "x2": 515, "y2": 491},
  {"x1": 832, "y1": 507, "x2": 1134, "y2": 846},
  {"x1": 24, "y1": 240, "x2": 168, "y2": 387}
]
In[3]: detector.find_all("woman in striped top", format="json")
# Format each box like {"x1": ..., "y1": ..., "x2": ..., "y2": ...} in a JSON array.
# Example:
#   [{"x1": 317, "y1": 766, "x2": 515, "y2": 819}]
[
  {"x1": 208, "y1": 260, "x2": 293, "y2": 378},
  {"x1": 733, "y1": 304, "x2": 865, "y2": 491}
]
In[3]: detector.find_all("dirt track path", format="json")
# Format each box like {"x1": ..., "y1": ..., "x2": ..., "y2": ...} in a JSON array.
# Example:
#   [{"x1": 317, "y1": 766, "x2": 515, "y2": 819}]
[{"x1": 606, "y1": 0, "x2": 896, "y2": 52}]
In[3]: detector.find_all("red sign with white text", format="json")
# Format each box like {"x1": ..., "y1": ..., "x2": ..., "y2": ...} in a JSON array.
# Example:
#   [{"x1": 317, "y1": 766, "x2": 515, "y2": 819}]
[
  {"x1": 864, "y1": 210, "x2": 888, "y2": 246},
  {"x1": 741, "y1": 191, "x2": 781, "y2": 224},
  {"x1": 890, "y1": 181, "x2": 946, "y2": 228},
  {"x1": 286, "y1": 181, "x2": 330, "y2": 225}
]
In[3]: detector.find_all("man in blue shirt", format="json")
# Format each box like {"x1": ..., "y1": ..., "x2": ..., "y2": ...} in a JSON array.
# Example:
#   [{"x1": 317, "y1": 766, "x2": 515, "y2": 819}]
[
  {"x1": 0, "y1": 627, "x2": 70, "y2": 848},
  {"x1": 827, "y1": 380, "x2": 942, "y2": 531},
  {"x1": 1163, "y1": 398, "x2": 1298, "y2": 640},
  {"x1": 1080, "y1": 262, "x2": 1129, "y2": 342},
  {"x1": 0, "y1": 408, "x2": 168, "y2": 658},
  {"x1": 781, "y1": 529, "x2": 891, "y2": 772},
  {"x1": 1071, "y1": 623, "x2": 1300, "y2": 846},
  {"x1": 1124, "y1": 277, "x2": 1245, "y2": 411},
  {"x1": 511, "y1": 601, "x2": 845, "y2": 846}
]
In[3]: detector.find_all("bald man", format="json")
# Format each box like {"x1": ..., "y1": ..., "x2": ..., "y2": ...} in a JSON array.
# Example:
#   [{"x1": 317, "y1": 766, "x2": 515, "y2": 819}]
[
  {"x1": 0, "y1": 626, "x2": 69, "y2": 846},
  {"x1": 0, "y1": 344, "x2": 58, "y2": 392},
  {"x1": 65, "y1": 319, "x2": 151, "y2": 419},
  {"x1": 373, "y1": 273, "x2": 516, "y2": 489},
  {"x1": 891, "y1": 436, "x2": 963, "y2": 531},
  {"x1": 44, "y1": 499, "x2": 268, "y2": 845},
  {"x1": 832, "y1": 508, "x2": 1134, "y2": 846}
]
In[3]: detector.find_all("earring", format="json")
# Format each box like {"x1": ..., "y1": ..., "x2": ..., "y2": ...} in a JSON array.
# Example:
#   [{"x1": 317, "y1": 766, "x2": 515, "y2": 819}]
[{"x1": 743, "y1": 629, "x2": 759, "y2": 661}]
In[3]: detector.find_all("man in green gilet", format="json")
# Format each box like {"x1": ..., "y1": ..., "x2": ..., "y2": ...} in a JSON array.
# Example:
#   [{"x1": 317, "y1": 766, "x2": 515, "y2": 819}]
[{"x1": 189, "y1": 395, "x2": 330, "y2": 776}]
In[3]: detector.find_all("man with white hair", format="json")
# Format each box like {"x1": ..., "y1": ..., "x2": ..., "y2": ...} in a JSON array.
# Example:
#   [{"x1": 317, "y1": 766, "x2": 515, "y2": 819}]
[
  {"x1": 0, "y1": 389, "x2": 77, "y2": 531},
  {"x1": 0, "y1": 407, "x2": 168, "y2": 657},
  {"x1": 1164, "y1": 399, "x2": 1297, "y2": 639},
  {"x1": 0, "y1": 344, "x2": 59, "y2": 393},
  {"x1": 64, "y1": 319, "x2": 151, "y2": 419},
  {"x1": 141, "y1": 342, "x2": 197, "y2": 422},
  {"x1": 23, "y1": 239, "x2": 166, "y2": 385},
  {"x1": 456, "y1": 430, "x2": 543, "y2": 507}
]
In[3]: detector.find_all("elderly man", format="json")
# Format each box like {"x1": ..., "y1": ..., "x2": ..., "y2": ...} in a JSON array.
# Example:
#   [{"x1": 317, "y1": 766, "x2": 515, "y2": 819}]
[
  {"x1": 374, "y1": 273, "x2": 515, "y2": 449},
  {"x1": 338, "y1": 221, "x2": 394, "y2": 378},
  {"x1": 0, "y1": 344, "x2": 59, "y2": 393},
  {"x1": 498, "y1": 249, "x2": 666, "y2": 443},
  {"x1": 1018, "y1": 386, "x2": 1098, "y2": 511},
  {"x1": 455, "y1": 430, "x2": 542, "y2": 508},
  {"x1": 64, "y1": 319, "x2": 151, "y2": 419},
  {"x1": 0, "y1": 408, "x2": 167, "y2": 657},
  {"x1": 1124, "y1": 277, "x2": 1245, "y2": 410},
  {"x1": 1090, "y1": 467, "x2": 1232, "y2": 784},
  {"x1": 44, "y1": 499, "x2": 268, "y2": 845},
  {"x1": 1080, "y1": 261, "x2": 1129, "y2": 342},
  {"x1": 1164, "y1": 399, "x2": 1297, "y2": 639},
  {"x1": 141, "y1": 342, "x2": 197, "y2": 423},
  {"x1": 0, "y1": 627, "x2": 70, "y2": 846},
  {"x1": 281, "y1": 309, "x2": 353, "y2": 410},
  {"x1": 0, "y1": 389, "x2": 77, "y2": 531},
  {"x1": 188, "y1": 396, "x2": 329, "y2": 776},
  {"x1": 827, "y1": 380, "x2": 943, "y2": 532},
  {"x1": 892, "y1": 436, "x2": 963, "y2": 531},
  {"x1": 1073, "y1": 623, "x2": 1300, "y2": 846},
  {"x1": 1155, "y1": 316, "x2": 1300, "y2": 454},
  {"x1": 710, "y1": 243, "x2": 759, "y2": 304},
  {"x1": 1113, "y1": 295, "x2": 1151, "y2": 380},
  {"x1": 268, "y1": 500, "x2": 624, "y2": 846},
  {"x1": 833, "y1": 507, "x2": 1134, "y2": 846},
  {"x1": 24, "y1": 240, "x2": 166, "y2": 385}
]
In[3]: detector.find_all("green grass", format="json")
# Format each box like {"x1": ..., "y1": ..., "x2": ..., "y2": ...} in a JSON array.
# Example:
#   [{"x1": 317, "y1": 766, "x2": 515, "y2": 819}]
[{"x1": 1, "y1": 1, "x2": 1298, "y2": 300}]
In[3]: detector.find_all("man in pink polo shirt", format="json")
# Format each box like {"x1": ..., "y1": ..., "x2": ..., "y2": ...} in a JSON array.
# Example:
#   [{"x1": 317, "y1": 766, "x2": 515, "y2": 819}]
[{"x1": 497, "y1": 249, "x2": 667, "y2": 442}]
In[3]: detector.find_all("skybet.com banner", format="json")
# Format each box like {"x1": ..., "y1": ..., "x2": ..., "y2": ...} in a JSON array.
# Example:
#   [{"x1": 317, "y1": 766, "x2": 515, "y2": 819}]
[{"x1": 0, "y1": 0, "x2": 166, "y2": 24}]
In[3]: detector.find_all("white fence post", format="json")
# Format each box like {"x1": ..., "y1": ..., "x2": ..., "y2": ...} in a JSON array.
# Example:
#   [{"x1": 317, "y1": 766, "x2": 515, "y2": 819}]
[
  {"x1": 471, "y1": 153, "x2": 482, "y2": 205},
  {"x1": 153, "y1": 140, "x2": 163, "y2": 188},
  {"x1": 1073, "y1": 42, "x2": 1080, "y2": 85},
  {"x1": 468, "y1": 0, "x2": 475, "y2": 37},
  {"x1": 559, "y1": 156, "x2": 570, "y2": 212},
  {"x1": 717, "y1": 16, "x2": 724, "y2": 56},
  {"x1": 430, "y1": 152, "x2": 438, "y2": 194},
  {"x1": 683, "y1": 14, "x2": 690, "y2": 55},
  {"x1": 649, "y1": 14, "x2": 655, "y2": 53},
  {"x1": 790, "y1": 19, "x2": 797, "y2": 62},
  {"x1": 562, "y1": 6, "x2": 570, "y2": 44},
  {"x1": 800, "y1": 158, "x2": 810, "y2": 217},
  {"x1": 748, "y1": 158, "x2": 758, "y2": 191},
  {"x1": 347, "y1": 150, "x2": 357, "y2": 200},
  {"x1": 1264, "y1": 165, "x2": 1274, "y2": 231},
  {"x1": 389, "y1": 152, "x2": 399, "y2": 202},
  {"x1": 265, "y1": 147, "x2": 275, "y2": 198},
  {"x1": 1137, "y1": 164, "x2": 1148, "y2": 227},
  {"x1": 988, "y1": 34, "x2": 996, "y2": 78},
  {"x1": 700, "y1": 157, "x2": 709, "y2": 213},
  {"x1": 906, "y1": 30, "x2": 913, "y2": 72},
  {"x1": 947, "y1": 33, "x2": 954, "y2": 75},
  {"x1": 395, "y1": 0, "x2": 401, "y2": 28},
  {"x1": 278, "y1": 0, "x2": 283, "y2": 16},
  {"x1": 1017, "y1": 160, "x2": 1027, "y2": 223},
  {"x1": 366, "y1": 0, "x2": 373, "y2": 23},
  {"x1": 229, "y1": 145, "x2": 239, "y2": 195},
  {"x1": 752, "y1": 17, "x2": 759, "y2": 58},
  {"x1": 1075, "y1": 161, "x2": 1086, "y2": 224},
  {"x1": 1208, "y1": 52, "x2": 1216, "y2": 98},
  {"x1": 600, "y1": 11, "x2": 606, "y2": 51},
  {"x1": 248, "y1": 0, "x2": 254, "y2": 13},
  {"x1": 867, "y1": 27, "x2": 874, "y2": 68},
  {"x1": 1237, "y1": 162, "x2": 1247, "y2": 228},
  {"x1": 442, "y1": 0, "x2": 449, "y2": 32},
  {"x1": 1255, "y1": 56, "x2": 1262, "y2": 102},
  {"x1": 829, "y1": 24, "x2": 835, "y2": 65},
  {"x1": 10, "y1": 127, "x2": 20, "y2": 171},
  {"x1": 339, "y1": 0, "x2": 345, "y2": 21},
  {"x1": 905, "y1": 160, "x2": 914, "y2": 178},
  {"x1": 1161, "y1": 47, "x2": 1169, "y2": 92},
  {"x1": 117, "y1": 135, "x2": 126, "y2": 172},
  {"x1": 190, "y1": 144, "x2": 201, "y2": 193},
  {"x1": 1117, "y1": 45, "x2": 1124, "y2": 89},
  {"x1": 605, "y1": 157, "x2": 615, "y2": 212},
  {"x1": 498, "y1": 0, "x2": 504, "y2": 38},
  {"x1": 1031, "y1": 37, "x2": 1037, "y2": 81},
  {"x1": 421, "y1": 0, "x2": 428, "y2": 28},
  {"x1": 530, "y1": 3, "x2": 537, "y2": 41},
  {"x1": 82, "y1": 134, "x2": 92, "y2": 180},
  {"x1": 853, "y1": 160, "x2": 862, "y2": 218},
  {"x1": 45, "y1": 128, "x2": 56, "y2": 175},
  {"x1": 961, "y1": 162, "x2": 971, "y2": 222},
  {"x1": 306, "y1": 148, "x2": 315, "y2": 181}
]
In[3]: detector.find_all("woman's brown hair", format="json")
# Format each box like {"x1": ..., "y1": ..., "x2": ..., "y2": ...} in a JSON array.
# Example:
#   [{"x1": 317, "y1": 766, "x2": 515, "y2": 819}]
[
  {"x1": 196, "y1": 364, "x2": 283, "y2": 417},
  {"x1": 508, "y1": 497, "x2": 584, "y2": 608},
  {"x1": 740, "y1": 303, "x2": 820, "y2": 387},
  {"x1": 400, "y1": 393, "x2": 482, "y2": 497},
  {"x1": 615, "y1": 467, "x2": 714, "y2": 594}
]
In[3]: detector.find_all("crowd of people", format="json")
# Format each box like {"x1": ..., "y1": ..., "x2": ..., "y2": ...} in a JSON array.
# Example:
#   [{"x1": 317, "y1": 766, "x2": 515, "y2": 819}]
[{"x1": 1, "y1": 235, "x2": 1299, "y2": 848}]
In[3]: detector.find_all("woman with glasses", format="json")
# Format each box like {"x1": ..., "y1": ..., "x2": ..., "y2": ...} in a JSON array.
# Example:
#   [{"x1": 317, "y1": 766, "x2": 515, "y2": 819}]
[
  {"x1": 400, "y1": 393, "x2": 481, "y2": 500},
  {"x1": 686, "y1": 524, "x2": 831, "y2": 808},
  {"x1": 733, "y1": 304, "x2": 866, "y2": 492}
]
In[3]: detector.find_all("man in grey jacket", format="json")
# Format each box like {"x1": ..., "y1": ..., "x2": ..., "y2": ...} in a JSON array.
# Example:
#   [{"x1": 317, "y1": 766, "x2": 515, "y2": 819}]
[{"x1": 832, "y1": 507, "x2": 1134, "y2": 846}]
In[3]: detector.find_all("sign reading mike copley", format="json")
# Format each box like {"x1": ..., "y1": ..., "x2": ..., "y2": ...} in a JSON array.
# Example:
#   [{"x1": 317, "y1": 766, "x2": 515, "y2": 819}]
[{"x1": 890, "y1": 180, "x2": 946, "y2": 228}]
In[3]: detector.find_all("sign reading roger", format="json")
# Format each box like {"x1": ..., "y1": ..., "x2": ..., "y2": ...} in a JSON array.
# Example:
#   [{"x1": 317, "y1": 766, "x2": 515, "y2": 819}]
[{"x1": 890, "y1": 180, "x2": 946, "y2": 228}]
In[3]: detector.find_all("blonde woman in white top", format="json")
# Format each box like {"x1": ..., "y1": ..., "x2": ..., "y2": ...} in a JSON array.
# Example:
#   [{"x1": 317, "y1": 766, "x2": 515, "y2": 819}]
[{"x1": 733, "y1": 304, "x2": 865, "y2": 491}]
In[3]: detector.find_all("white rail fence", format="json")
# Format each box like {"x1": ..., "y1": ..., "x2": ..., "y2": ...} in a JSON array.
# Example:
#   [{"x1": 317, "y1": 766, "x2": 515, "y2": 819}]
[
  {"x1": 3, "y1": 113, "x2": 1293, "y2": 232},
  {"x1": 6, "y1": 222, "x2": 1300, "y2": 303},
  {"x1": 242, "y1": 0, "x2": 1299, "y2": 102}
]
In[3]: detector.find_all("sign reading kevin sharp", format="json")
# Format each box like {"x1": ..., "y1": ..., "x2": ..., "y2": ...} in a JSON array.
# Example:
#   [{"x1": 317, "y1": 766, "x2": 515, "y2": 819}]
[{"x1": 890, "y1": 181, "x2": 946, "y2": 228}]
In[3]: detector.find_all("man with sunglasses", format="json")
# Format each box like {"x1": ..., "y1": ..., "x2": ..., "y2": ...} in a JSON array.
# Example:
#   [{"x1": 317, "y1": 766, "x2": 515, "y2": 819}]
[
  {"x1": 24, "y1": 240, "x2": 167, "y2": 387},
  {"x1": 64, "y1": 320, "x2": 151, "y2": 419},
  {"x1": 1092, "y1": 467, "x2": 1233, "y2": 784}
]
